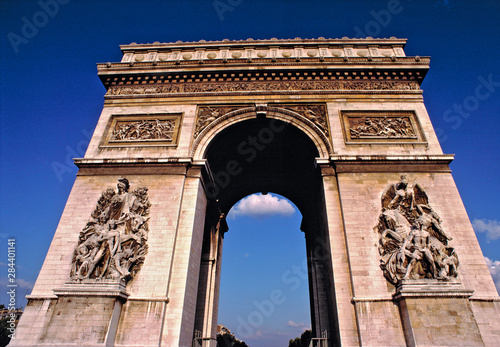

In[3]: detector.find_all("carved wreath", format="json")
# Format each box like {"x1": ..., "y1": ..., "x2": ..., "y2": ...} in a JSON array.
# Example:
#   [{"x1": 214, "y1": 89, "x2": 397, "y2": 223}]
[
  {"x1": 70, "y1": 178, "x2": 151, "y2": 283},
  {"x1": 376, "y1": 176, "x2": 459, "y2": 284}
]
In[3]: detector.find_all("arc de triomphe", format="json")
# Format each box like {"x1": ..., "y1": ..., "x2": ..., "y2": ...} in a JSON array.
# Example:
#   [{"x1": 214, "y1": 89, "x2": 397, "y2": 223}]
[{"x1": 11, "y1": 38, "x2": 500, "y2": 347}]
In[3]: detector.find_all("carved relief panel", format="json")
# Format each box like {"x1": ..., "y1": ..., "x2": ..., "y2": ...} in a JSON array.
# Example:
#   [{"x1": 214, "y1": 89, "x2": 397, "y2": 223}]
[
  {"x1": 341, "y1": 110, "x2": 426, "y2": 145},
  {"x1": 100, "y1": 114, "x2": 182, "y2": 147}
]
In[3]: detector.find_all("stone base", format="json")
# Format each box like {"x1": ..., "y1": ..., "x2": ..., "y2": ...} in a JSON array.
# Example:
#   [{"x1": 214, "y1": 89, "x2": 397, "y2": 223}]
[
  {"x1": 394, "y1": 280, "x2": 484, "y2": 346},
  {"x1": 393, "y1": 279, "x2": 473, "y2": 300},
  {"x1": 10, "y1": 281, "x2": 128, "y2": 347}
]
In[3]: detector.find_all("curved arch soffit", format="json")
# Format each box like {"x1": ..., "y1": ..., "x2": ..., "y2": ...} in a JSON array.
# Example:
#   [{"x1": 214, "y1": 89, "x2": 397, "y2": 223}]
[{"x1": 191, "y1": 105, "x2": 333, "y2": 160}]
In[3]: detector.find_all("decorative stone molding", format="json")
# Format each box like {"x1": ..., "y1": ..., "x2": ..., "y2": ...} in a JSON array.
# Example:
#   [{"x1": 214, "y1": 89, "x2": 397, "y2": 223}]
[
  {"x1": 54, "y1": 280, "x2": 130, "y2": 300},
  {"x1": 277, "y1": 104, "x2": 329, "y2": 136},
  {"x1": 191, "y1": 104, "x2": 333, "y2": 157},
  {"x1": 267, "y1": 105, "x2": 332, "y2": 155},
  {"x1": 392, "y1": 280, "x2": 473, "y2": 301},
  {"x1": 329, "y1": 155, "x2": 454, "y2": 174},
  {"x1": 70, "y1": 178, "x2": 151, "y2": 283},
  {"x1": 376, "y1": 176, "x2": 459, "y2": 285},
  {"x1": 100, "y1": 113, "x2": 182, "y2": 147},
  {"x1": 194, "y1": 106, "x2": 247, "y2": 138}
]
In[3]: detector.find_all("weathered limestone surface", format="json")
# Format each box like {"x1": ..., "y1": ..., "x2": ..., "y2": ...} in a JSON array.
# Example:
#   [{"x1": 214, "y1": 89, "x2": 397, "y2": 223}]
[
  {"x1": 39, "y1": 296, "x2": 115, "y2": 345},
  {"x1": 320, "y1": 167, "x2": 360, "y2": 346},
  {"x1": 400, "y1": 296, "x2": 483, "y2": 346},
  {"x1": 355, "y1": 300, "x2": 405, "y2": 346},
  {"x1": 115, "y1": 300, "x2": 163, "y2": 346}
]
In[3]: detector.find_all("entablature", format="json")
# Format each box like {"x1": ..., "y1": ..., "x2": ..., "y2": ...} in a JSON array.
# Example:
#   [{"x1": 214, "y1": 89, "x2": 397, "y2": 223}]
[{"x1": 97, "y1": 38, "x2": 429, "y2": 97}]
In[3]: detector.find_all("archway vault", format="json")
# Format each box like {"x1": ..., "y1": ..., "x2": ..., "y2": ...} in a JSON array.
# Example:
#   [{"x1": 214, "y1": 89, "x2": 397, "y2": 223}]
[
  {"x1": 193, "y1": 111, "x2": 340, "y2": 345},
  {"x1": 198, "y1": 113, "x2": 325, "y2": 218}
]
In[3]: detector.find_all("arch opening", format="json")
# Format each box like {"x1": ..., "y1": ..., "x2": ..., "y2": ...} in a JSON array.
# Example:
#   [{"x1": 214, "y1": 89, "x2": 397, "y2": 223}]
[
  {"x1": 219, "y1": 192, "x2": 310, "y2": 346},
  {"x1": 203, "y1": 117, "x2": 321, "y2": 218},
  {"x1": 193, "y1": 118, "x2": 340, "y2": 346}
]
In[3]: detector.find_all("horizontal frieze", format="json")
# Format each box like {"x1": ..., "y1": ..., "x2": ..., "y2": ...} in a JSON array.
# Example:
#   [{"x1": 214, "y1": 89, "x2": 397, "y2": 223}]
[{"x1": 106, "y1": 80, "x2": 421, "y2": 97}]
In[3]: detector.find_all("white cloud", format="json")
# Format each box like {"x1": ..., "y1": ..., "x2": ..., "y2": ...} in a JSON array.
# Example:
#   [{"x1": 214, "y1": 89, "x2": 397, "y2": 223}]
[
  {"x1": 286, "y1": 320, "x2": 310, "y2": 330},
  {"x1": 484, "y1": 257, "x2": 500, "y2": 295},
  {"x1": 16, "y1": 278, "x2": 35, "y2": 289},
  {"x1": 229, "y1": 194, "x2": 295, "y2": 218},
  {"x1": 472, "y1": 219, "x2": 500, "y2": 240}
]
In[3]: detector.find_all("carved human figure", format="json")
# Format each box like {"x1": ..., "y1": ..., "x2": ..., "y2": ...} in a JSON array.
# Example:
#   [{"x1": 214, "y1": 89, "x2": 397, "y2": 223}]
[
  {"x1": 74, "y1": 230, "x2": 110, "y2": 279},
  {"x1": 113, "y1": 247, "x2": 134, "y2": 278},
  {"x1": 72, "y1": 234, "x2": 103, "y2": 278},
  {"x1": 401, "y1": 223, "x2": 437, "y2": 279},
  {"x1": 431, "y1": 245, "x2": 459, "y2": 279},
  {"x1": 387, "y1": 175, "x2": 414, "y2": 212},
  {"x1": 196, "y1": 107, "x2": 220, "y2": 131},
  {"x1": 378, "y1": 117, "x2": 398, "y2": 137},
  {"x1": 416, "y1": 204, "x2": 452, "y2": 242},
  {"x1": 101, "y1": 220, "x2": 122, "y2": 256},
  {"x1": 104, "y1": 178, "x2": 137, "y2": 234},
  {"x1": 288, "y1": 105, "x2": 328, "y2": 134}
]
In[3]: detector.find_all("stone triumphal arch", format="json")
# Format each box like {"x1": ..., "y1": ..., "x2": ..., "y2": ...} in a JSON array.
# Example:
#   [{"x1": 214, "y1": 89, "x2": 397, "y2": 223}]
[{"x1": 12, "y1": 38, "x2": 500, "y2": 347}]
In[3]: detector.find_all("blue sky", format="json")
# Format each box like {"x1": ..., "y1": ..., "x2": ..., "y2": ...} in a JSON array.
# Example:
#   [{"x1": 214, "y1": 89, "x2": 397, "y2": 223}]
[
  {"x1": 0, "y1": 0, "x2": 499, "y2": 346},
  {"x1": 223, "y1": 194, "x2": 310, "y2": 346}
]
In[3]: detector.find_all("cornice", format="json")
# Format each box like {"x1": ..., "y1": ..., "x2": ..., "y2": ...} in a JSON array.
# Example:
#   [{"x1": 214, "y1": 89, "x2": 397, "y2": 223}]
[
  {"x1": 325, "y1": 155, "x2": 454, "y2": 173},
  {"x1": 118, "y1": 37, "x2": 408, "y2": 51},
  {"x1": 74, "y1": 157, "x2": 193, "y2": 176},
  {"x1": 97, "y1": 57, "x2": 429, "y2": 81}
]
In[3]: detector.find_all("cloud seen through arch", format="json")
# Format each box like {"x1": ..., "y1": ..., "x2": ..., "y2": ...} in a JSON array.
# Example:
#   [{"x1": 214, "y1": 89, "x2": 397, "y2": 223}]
[{"x1": 229, "y1": 193, "x2": 296, "y2": 218}]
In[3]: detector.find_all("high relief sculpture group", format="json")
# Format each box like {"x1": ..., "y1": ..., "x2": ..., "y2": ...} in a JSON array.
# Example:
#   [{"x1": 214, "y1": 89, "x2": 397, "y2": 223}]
[
  {"x1": 70, "y1": 178, "x2": 151, "y2": 282},
  {"x1": 68, "y1": 174, "x2": 459, "y2": 286},
  {"x1": 377, "y1": 176, "x2": 459, "y2": 284}
]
